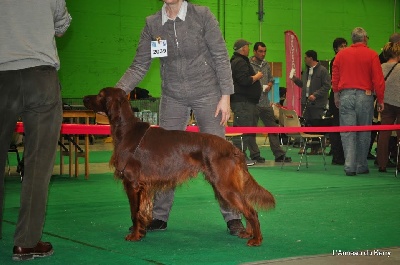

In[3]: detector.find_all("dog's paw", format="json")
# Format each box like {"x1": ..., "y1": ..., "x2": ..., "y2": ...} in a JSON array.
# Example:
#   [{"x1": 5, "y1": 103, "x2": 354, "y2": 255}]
[
  {"x1": 246, "y1": 238, "x2": 262, "y2": 247},
  {"x1": 125, "y1": 233, "x2": 144, "y2": 241},
  {"x1": 238, "y1": 231, "x2": 252, "y2": 239}
]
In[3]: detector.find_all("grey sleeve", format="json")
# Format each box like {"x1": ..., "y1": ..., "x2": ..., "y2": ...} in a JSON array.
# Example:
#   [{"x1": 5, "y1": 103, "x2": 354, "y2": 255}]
[
  {"x1": 202, "y1": 8, "x2": 234, "y2": 95},
  {"x1": 54, "y1": 0, "x2": 72, "y2": 36},
  {"x1": 116, "y1": 22, "x2": 153, "y2": 94}
]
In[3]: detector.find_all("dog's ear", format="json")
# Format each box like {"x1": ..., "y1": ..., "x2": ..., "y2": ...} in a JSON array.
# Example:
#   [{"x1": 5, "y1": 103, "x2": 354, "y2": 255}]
[{"x1": 105, "y1": 88, "x2": 131, "y2": 122}]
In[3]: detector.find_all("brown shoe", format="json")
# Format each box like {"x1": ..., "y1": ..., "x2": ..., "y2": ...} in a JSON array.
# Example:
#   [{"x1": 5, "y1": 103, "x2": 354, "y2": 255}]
[
  {"x1": 12, "y1": 241, "x2": 54, "y2": 261},
  {"x1": 227, "y1": 219, "x2": 245, "y2": 236}
]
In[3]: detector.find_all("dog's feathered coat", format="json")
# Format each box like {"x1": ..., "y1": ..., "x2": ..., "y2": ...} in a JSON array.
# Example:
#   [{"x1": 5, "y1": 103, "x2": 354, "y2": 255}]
[{"x1": 83, "y1": 87, "x2": 275, "y2": 246}]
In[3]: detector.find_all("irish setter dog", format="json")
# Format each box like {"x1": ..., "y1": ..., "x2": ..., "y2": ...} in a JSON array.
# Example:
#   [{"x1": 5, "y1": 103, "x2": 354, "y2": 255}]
[{"x1": 83, "y1": 87, "x2": 275, "y2": 246}]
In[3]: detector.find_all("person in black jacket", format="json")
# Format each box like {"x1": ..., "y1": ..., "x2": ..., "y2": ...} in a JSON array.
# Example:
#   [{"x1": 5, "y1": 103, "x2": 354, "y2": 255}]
[
  {"x1": 230, "y1": 39, "x2": 264, "y2": 165},
  {"x1": 328, "y1": 38, "x2": 347, "y2": 165}
]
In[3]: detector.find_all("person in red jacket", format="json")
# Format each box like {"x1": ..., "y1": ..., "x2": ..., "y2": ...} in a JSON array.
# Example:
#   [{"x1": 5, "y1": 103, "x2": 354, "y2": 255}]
[{"x1": 332, "y1": 27, "x2": 385, "y2": 176}]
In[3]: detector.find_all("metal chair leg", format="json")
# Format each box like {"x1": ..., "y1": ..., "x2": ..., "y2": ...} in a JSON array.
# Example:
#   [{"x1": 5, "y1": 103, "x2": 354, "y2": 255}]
[
  {"x1": 281, "y1": 137, "x2": 291, "y2": 169},
  {"x1": 298, "y1": 140, "x2": 307, "y2": 171},
  {"x1": 320, "y1": 136, "x2": 327, "y2": 170}
]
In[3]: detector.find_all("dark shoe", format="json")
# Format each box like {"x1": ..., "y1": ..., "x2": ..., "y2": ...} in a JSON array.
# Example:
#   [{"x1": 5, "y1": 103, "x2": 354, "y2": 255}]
[
  {"x1": 146, "y1": 219, "x2": 167, "y2": 231},
  {"x1": 331, "y1": 160, "x2": 345, "y2": 165},
  {"x1": 367, "y1": 153, "x2": 376, "y2": 160},
  {"x1": 12, "y1": 241, "x2": 54, "y2": 261},
  {"x1": 387, "y1": 160, "x2": 396, "y2": 168},
  {"x1": 275, "y1": 155, "x2": 292, "y2": 162},
  {"x1": 345, "y1": 172, "x2": 356, "y2": 176},
  {"x1": 245, "y1": 158, "x2": 256, "y2": 166},
  {"x1": 307, "y1": 149, "x2": 318, "y2": 155},
  {"x1": 378, "y1": 167, "x2": 387, "y2": 172},
  {"x1": 227, "y1": 219, "x2": 245, "y2": 236},
  {"x1": 252, "y1": 156, "x2": 265, "y2": 163}
]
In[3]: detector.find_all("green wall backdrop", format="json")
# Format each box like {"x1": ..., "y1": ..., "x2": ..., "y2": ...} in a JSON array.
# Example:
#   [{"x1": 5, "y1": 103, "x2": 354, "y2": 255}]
[{"x1": 58, "y1": 0, "x2": 400, "y2": 98}]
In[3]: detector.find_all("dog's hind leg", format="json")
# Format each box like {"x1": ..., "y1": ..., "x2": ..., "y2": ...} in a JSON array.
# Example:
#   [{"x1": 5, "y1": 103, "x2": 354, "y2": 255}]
[
  {"x1": 240, "y1": 205, "x2": 262, "y2": 246},
  {"x1": 208, "y1": 168, "x2": 263, "y2": 246},
  {"x1": 123, "y1": 180, "x2": 147, "y2": 241},
  {"x1": 221, "y1": 191, "x2": 262, "y2": 246}
]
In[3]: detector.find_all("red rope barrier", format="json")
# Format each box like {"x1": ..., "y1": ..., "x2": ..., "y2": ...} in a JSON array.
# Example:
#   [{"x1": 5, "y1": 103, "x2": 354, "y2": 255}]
[{"x1": 14, "y1": 122, "x2": 400, "y2": 135}]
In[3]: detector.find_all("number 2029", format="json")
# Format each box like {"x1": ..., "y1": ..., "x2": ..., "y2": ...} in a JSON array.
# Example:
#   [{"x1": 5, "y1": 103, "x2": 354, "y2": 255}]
[{"x1": 153, "y1": 49, "x2": 166, "y2": 55}]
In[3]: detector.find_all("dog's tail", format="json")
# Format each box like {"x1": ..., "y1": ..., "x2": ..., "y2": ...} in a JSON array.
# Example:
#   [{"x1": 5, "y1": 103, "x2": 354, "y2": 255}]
[{"x1": 244, "y1": 172, "x2": 276, "y2": 210}]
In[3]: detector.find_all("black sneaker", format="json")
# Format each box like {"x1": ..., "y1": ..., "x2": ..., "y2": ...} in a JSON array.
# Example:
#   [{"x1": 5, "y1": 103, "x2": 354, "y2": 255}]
[
  {"x1": 275, "y1": 155, "x2": 292, "y2": 162},
  {"x1": 387, "y1": 160, "x2": 396, "y2": 168},
  {"x1": 147, "y1": 219, "x2": 167, "y2": 231},
  {"x1": 129, "y1": 218, "x2": 167, "y2": 232},
  {"x1": 252, "y1": 156, "x2": 266, "y2": 163},
  {"x1": 227, "y1": 219, "x2": 245, "y2": 236}
]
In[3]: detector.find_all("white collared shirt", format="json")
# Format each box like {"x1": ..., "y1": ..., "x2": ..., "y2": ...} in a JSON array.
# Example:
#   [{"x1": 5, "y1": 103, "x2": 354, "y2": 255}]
[
  {"x1": 306, "y1": 66, "x2": 315, "y2": 97},
  {"x1": 162, "y1": 1, "x2": 188, "y2": 25}
]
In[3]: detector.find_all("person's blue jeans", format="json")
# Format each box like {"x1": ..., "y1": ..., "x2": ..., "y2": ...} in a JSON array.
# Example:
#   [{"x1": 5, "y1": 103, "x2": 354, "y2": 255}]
[{"x1": 339, "y1": 89, "x2": 373, "y2": 174}]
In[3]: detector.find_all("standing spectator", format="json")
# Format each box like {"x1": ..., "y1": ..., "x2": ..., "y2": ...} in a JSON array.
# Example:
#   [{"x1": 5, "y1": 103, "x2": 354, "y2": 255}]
[
  {"x1": 379, "y1": 33, "x2": 400, "y2": 63},
  {"x1": 376, "y1": 42, "x2": 400, "y2": 172},
  {"x1": 328, "y1": 38, "x2": 347, "y2": 165},
  {"x1": 117, "y1": 0, "x2": 245, "y2": 236},
  {"x1": 230, "y1": 39, "x2": 263, "y2": 165},
  {"x1": 290, "y1": 50, "x2": 331, "y2": 154},
  {"x1": 332, "y1": 27, "x2": 385, "y2": 176},
  {"x1": 0, "y1": 0, "x2": 71, "y2": 261},
  {"x1": 373, "y1": 32, "x2": 400, "y2": 165},
  {"x1": 250, "y1": 42, "x2": 292, "y2": 163}
]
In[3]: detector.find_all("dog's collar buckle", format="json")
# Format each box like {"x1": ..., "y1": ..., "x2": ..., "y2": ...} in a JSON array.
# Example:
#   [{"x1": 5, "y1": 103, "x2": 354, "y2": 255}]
[{"x1": 118, "y1": 170, "x2": 124, "y2": 179}]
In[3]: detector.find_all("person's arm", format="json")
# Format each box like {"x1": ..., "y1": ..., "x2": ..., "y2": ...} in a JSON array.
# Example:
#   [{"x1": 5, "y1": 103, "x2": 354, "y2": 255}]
[
  {"x1": 252, "y1": 71, "x2": 263, "y2": 83},
  {"x1": 54, "y1": 0, "x2": 72, "y2": 37},
  {"x1": 331, "y1": 55, "x2": 340, "y2": 93},
  {"x1": 331, "y1": 56, "x2": 340, "y2": 108},
  {"x1": 231, "y1": 58, "x2": 255, "y2": 87},
  {"x1": 310, "y1": 67, "x2": 331, "y2": 101},
  {"x1": 215, "y1": 95, "x2": 231, "y2": 125},
  {"x1": 291, "y1": 75, "x2": 303, "y2": 88},
  {"x1": 202, "y1": 7, "x2": 234, "y2": 96},
  {"x1": 371, "y1": 55, "x2": 385, "y2": 104},
  {"x1": 263, "y1": 63, "x2": 274, "y2": 92},
  {"x1": 116, "y1": 20, "x2": 154, "y2": 94}
]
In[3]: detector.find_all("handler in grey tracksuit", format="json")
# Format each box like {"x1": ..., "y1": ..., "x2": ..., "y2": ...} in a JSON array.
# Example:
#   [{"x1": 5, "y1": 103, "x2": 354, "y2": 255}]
[{"x1": 116, "y1": 0, "x2": 244, "y2": 233}]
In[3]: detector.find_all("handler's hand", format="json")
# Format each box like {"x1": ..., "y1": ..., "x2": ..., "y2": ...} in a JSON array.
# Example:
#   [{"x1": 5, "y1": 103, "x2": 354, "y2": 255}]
[{"x1": 216, "y1": 95, "x2": 231, "y2": 125}]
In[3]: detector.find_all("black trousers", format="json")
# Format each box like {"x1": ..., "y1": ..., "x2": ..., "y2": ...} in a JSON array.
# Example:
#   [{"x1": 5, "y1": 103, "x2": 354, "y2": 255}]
[{"x1": 0, "y1": 65, "x2": 62, "y2": 247}]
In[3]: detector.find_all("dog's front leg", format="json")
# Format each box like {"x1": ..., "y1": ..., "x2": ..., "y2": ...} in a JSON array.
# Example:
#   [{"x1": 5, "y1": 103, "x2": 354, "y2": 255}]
[{"x1": 124, "y1": 181, "x2": 147, "y2": 241}]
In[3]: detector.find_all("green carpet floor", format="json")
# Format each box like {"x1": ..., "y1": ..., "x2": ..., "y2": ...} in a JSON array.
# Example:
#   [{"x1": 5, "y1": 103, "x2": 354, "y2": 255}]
[{"x1": 1, "y1": 147, "x2": 400, "y2": 264}]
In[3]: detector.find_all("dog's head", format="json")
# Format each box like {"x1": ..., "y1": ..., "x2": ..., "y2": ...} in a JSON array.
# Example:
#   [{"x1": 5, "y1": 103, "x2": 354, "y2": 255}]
[{"x1": 83, "y1": 87, "x2": 128, "y2": 117}]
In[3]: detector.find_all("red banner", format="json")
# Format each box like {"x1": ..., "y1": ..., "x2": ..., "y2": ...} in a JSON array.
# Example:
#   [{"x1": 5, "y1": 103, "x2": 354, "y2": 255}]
[{"x1": 284, "y1": 30, "x2": 301, "y2": 115}]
